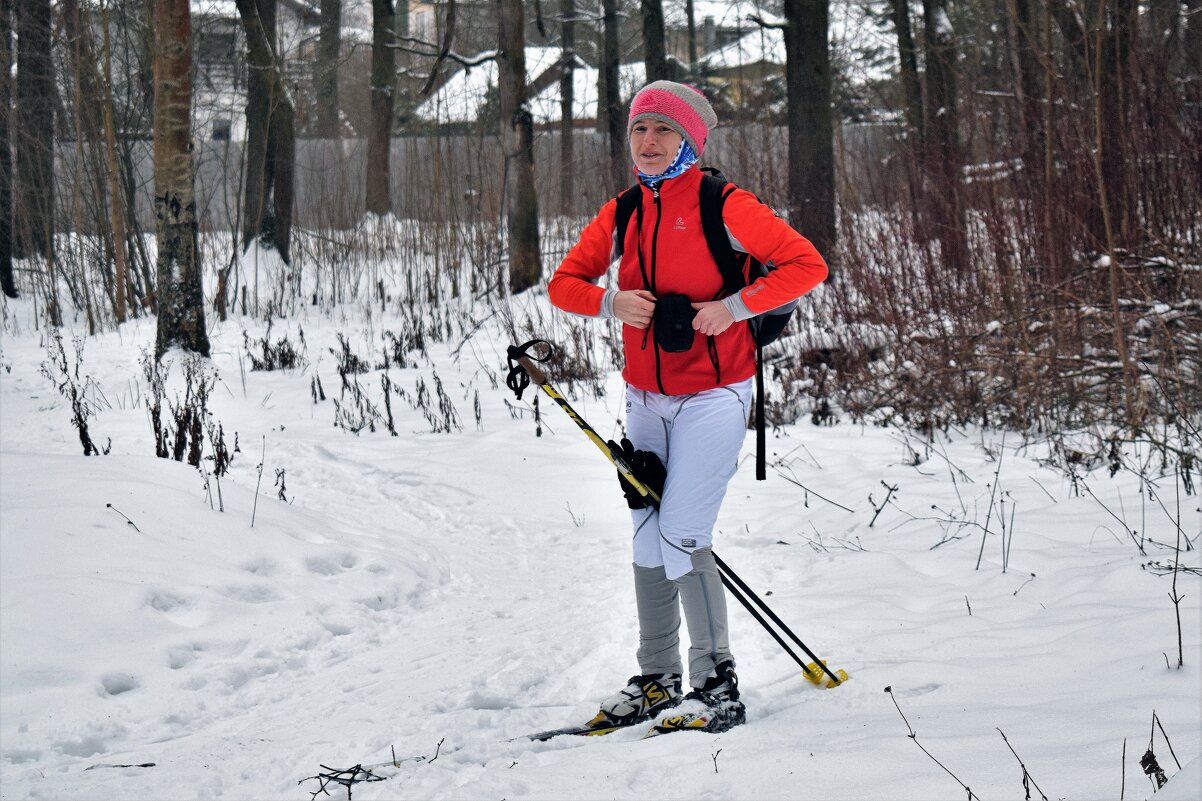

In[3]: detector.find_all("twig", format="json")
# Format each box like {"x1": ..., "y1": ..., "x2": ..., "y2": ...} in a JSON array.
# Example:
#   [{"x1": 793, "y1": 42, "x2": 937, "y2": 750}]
[
  {"x1": 773, "y1": 465, "x2": 855, "y2": 513},
  {"x1": 997, "y1": 728, "x2": 1049, "y2": 800},
  {"x1": 1028, "y1": 475, "x2": 1058, "y2": 503},
  {"x1": 1153, "y1": 711, "x2": 1182, "y2": 770},
  {"x1": 105, "y1": 503, "x2": 141, "y2": 533},
  {"x1": 1079, "y1": 480, "x2": 1146, "y2": 555},
  {"x1": 252, "y1": 436, "x2": 265, "y2": 527},
  {"x1": 1013, "y1": 574, "x2": 1036, "y2": 596},
  {"x1": 299, "y1": 763, "x2": 385, "y2": 800},
  {"x1": 1121, "y1": 738, "x2": 1126, "y2": 800},
  {"x1": 712, "y1": 748, "x2": 722, "y2": 773},
  {"x1": 885, "y1": 687, "x2": 978, "y2": 800},
  {"x1": 1168, "y1": 471, "x2": 1185, "y2": 668},
  {"x1": 869, "y1": 482, "x2": 898, "y2": 527},
  {"x1": 975, "y1": 432, "x2": 1006, "y2": 570}
]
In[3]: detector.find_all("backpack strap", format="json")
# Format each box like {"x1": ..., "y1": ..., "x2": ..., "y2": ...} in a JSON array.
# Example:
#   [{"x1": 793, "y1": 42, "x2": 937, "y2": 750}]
[
  {"x1": 613, "y1": 183, "x2": 654, "y2": 291},
  {"x1": 698, "y1": 173, "x2": 748, "y2": 298},
  {"x1": 612, "y1": 184, "x2": 641, "y2": 260}
]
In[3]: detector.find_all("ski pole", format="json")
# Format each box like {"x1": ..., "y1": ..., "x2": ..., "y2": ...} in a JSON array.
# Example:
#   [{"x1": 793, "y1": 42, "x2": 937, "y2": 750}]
[
  {"x1": 713, "y1": 552, "x2": 846, "y2": 687},
  {"x1": 507, "y1": 343, "x2": 659, "y2": 508},
  {"x1": 507, "y1": 340, "x2": 848, "y2": 689},
  {"x1": 716, "y1": 570, "x2": 826, "y2": 683}
]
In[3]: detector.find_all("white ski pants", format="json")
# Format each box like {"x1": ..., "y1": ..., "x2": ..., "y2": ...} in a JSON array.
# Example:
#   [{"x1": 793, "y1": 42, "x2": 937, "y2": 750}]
[{"x1": 625, "y1": 379, "x2": 753, "y2": 581}]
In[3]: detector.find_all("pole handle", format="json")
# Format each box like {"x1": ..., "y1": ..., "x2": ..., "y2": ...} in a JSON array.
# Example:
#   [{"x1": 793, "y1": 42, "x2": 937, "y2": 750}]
[{"x1": 517, "y1": 355, "x2": 548, "y2": 386}]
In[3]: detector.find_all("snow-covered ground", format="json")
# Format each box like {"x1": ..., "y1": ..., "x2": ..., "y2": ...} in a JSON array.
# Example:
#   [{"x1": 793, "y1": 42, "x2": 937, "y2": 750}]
[{"x1": 1, "y1": 278, "x2": 1199, "y2": 800}]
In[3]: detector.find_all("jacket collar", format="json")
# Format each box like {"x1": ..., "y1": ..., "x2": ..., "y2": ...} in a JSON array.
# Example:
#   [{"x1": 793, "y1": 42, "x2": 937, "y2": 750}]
[{"x1": 638, "y1": 163, "x2": 703, "y2": 200}]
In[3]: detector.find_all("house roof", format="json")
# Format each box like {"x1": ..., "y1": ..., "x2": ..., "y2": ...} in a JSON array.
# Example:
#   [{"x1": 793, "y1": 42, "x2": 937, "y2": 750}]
[
  {"x1": 413, "y1": 47, "x2": 647, "y2": 125},
  {"x1": 702, "y1": 25, "x2": 784, "y2": 70}
]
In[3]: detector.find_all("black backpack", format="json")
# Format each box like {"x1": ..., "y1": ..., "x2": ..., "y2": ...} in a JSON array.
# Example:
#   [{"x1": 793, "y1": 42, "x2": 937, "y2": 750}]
[{"x1": 612, "y1": 167, "x2": 796, "y2": 480}]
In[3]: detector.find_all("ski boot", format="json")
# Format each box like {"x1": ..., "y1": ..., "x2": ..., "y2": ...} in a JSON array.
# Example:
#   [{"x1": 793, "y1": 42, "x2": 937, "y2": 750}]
[
  {"x1": 587, "y1": 673, "x2": 682, "y2": 728},
  {"x1": 653, "y1": 661, "x2": 745, "y2": 734}
]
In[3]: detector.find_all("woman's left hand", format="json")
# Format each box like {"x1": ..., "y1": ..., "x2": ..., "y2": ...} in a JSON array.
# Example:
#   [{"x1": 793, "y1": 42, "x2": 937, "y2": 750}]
[{"x1": 690, "y1": 301, "x2": 735, "y2": 336}]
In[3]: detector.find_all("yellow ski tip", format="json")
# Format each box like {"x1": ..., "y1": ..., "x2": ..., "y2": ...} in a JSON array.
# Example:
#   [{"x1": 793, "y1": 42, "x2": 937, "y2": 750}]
[{"x1": 804, "y1": 661, "x2": 850, "y2": 688}]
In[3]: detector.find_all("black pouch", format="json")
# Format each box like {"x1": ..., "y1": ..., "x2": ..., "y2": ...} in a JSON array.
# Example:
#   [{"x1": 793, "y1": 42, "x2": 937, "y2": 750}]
[{"x1": 653, "y1": 294, "x2": 697, "y2": 353}]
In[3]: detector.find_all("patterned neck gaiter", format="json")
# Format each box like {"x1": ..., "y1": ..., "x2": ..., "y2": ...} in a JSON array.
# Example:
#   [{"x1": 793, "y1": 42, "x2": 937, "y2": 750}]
[{"x1": 637, "y1": 140, "x2": 698, "y2": 187}]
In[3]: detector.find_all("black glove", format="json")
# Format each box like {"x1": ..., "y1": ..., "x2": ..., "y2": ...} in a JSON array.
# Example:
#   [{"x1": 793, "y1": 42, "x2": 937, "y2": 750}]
[{"x1": 607, "y1": 438, "x2": 666, "y2": 510}]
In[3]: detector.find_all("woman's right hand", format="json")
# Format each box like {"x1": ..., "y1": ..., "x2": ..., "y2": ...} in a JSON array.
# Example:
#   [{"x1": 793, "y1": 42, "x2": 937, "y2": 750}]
[{"x1": 613, "y1": 289, "x2": 657, "y2": 329}]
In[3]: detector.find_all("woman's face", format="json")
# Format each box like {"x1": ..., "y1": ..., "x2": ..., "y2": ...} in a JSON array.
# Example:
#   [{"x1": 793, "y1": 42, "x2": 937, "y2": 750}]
[{"x1": 630, "y1": 120, "x2": 683, "y2": 175}]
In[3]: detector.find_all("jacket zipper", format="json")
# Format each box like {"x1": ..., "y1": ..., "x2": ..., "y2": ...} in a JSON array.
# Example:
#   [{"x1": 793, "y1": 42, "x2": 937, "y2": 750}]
[{"x1": 649, "y1": 184, "x2": 668, "y2": 395}]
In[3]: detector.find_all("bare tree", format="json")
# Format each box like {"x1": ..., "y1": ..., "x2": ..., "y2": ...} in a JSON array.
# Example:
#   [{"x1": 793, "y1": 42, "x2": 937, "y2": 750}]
[
  {"x1": 599, "y1": 0, "x2": 626, "y2": 193},
  {"x1": 0, "y1": 0, "x2": 14, "y2": 298},
  {"x1": 781, "y1": 0, "x2": 836, "y2": 261},
  {"x1": 642, "y1": 0, "x2": 668, "y2": 81},
  {"x1": 888, "y1": 0, "x2": 923, "y2": 146},
  {"x1": 683, "y1": 0, "x2": 697, "y2": 77},
  {"x1": 558, "y1": 0, "x2": 575, "y2": 209},
  {"x1": 235, "y1": 0, "x2": 295, "y2": 264},
  {"x1": 152, "y1": 0, "x2": 209, "y2": 358},
  {"x1": 367, "y1": 0, "x2": 396, "y2": 215},
  {"x1": 920, "y1": 0, "x2": 968, "y2": 272},
  {"x1": 13, "y1": 0, "x2": 55, "y2": 265},
  {"x1": 495, "y1": 0, "x2": 541, "y2": 292},
  {"x1": 316, "y1": 0, "x2": 342, "y2": 138}
]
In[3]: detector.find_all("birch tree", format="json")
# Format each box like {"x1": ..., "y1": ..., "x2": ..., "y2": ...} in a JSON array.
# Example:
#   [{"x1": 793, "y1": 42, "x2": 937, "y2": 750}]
[{"x1": 153, "y1": 0, "x2": 209, "y2": 357}]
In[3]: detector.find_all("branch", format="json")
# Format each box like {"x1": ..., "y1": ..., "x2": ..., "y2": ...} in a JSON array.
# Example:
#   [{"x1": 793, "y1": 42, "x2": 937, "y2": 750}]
[
  {"x1": 420, "y1": 0, "x2": 457, "y2": 96},
  {"x1": 997, "y1": 728, "x2": 1049, "y2": 801},
  {"x1": 747, "y1": 13, "x2": 785, "y2": 30},
  {"x1": 885, "y1": 687, "x2": 979, "y2": 800}
]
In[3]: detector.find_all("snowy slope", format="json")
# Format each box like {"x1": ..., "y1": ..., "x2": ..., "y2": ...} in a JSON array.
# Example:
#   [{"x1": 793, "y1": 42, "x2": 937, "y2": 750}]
[{"x1": 1, "y1": 291, "x2": 1199, "y2": 801}]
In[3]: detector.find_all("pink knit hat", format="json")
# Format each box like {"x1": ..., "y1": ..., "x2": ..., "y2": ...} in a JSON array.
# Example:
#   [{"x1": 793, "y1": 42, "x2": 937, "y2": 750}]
[{"x1": 628, "y1": 81, "x2": 718, "y2": 156}]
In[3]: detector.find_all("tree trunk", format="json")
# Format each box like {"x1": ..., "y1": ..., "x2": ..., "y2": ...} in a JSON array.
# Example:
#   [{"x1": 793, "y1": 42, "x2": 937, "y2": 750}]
[
  {"x1": 1096, "y1": 0, "x2": 1137, "y2": 248},
  {"x1": 558, "y1": 0, "x2": 575, "y2": 210},
  {"x1": 236, "y1": 0, "x2": 294, "y2": 264},
  {"x1": 1007, "y1": 0, "x2": 1043, "y2": 176},
  {"x1": 13, "y1": 0, "x2": 54, "y2": 262},
  {"x1": 1186, "y1": 0, "x2": 1202, "y2": 90},
  {"x1": 685, "y1": 0, "x2": 697, "y2": 76},
  {"x1": 153, "y1": 0, "x2": 209, "y2": 358},
  {"x1": 495, "y1": 0, "x2": 541, "y2": 293},
  {"x1": 316, "y1": 0, "x2": 341, "y2": 138},
  {"x1": 101, "y1": 6, "x2": 130, "y2": 323},
  {"x1": 782, "y1": 0, "x2": 836, "y2": 261},
  {"x1": 888, "y1": 0, "x2": 923, "y2": 146},
  {"x1": 921, "y1": 0, "x2": 969, "y2": 273},
  {"x1": 642, "y1": 0, "x2": 668, "y2": 81},
  {"x1": 599, "y1": 0, "x2": 626, "y2": 193},
  {"x1": 61, "y1": 0, "x2": 105, "y2": 142},
  {"x1": 0, "y1": 0, "x2": 15, "y2": 298},
  {"x1": 366, "y1": 0, "x2": 395, "y2": 215}
]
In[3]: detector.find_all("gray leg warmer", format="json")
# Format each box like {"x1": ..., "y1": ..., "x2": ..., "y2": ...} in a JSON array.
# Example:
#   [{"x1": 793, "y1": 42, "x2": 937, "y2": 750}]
[
  {"x1": 633, "y1": 563, "x2": 683, "y2": 676},
  {"x1": 674, "y1": 548, "x2": 733, "y2": 689}
]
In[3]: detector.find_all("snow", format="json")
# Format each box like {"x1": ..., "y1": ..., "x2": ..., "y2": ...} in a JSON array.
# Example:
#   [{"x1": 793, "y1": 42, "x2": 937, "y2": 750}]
[{"x1": 1, "y1": 264, "x2": 1200, "y2": 800}]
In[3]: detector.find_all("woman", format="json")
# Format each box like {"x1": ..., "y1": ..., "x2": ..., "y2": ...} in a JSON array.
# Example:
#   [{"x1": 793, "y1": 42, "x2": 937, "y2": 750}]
[{"x1": 547, "y1": 80, "x2": 828, "y2": 732}]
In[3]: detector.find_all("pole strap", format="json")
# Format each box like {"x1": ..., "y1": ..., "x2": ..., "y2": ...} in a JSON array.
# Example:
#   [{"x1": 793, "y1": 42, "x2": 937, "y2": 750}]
[{"x1": 505, "y1": 339, "x2": 554, "y2": 401}]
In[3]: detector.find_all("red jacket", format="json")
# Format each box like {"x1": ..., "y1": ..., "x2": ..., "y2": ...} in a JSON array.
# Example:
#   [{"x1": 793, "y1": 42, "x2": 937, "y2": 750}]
[{"x1": 548, "y1": 165, "x2": 828, "y2": 395}]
